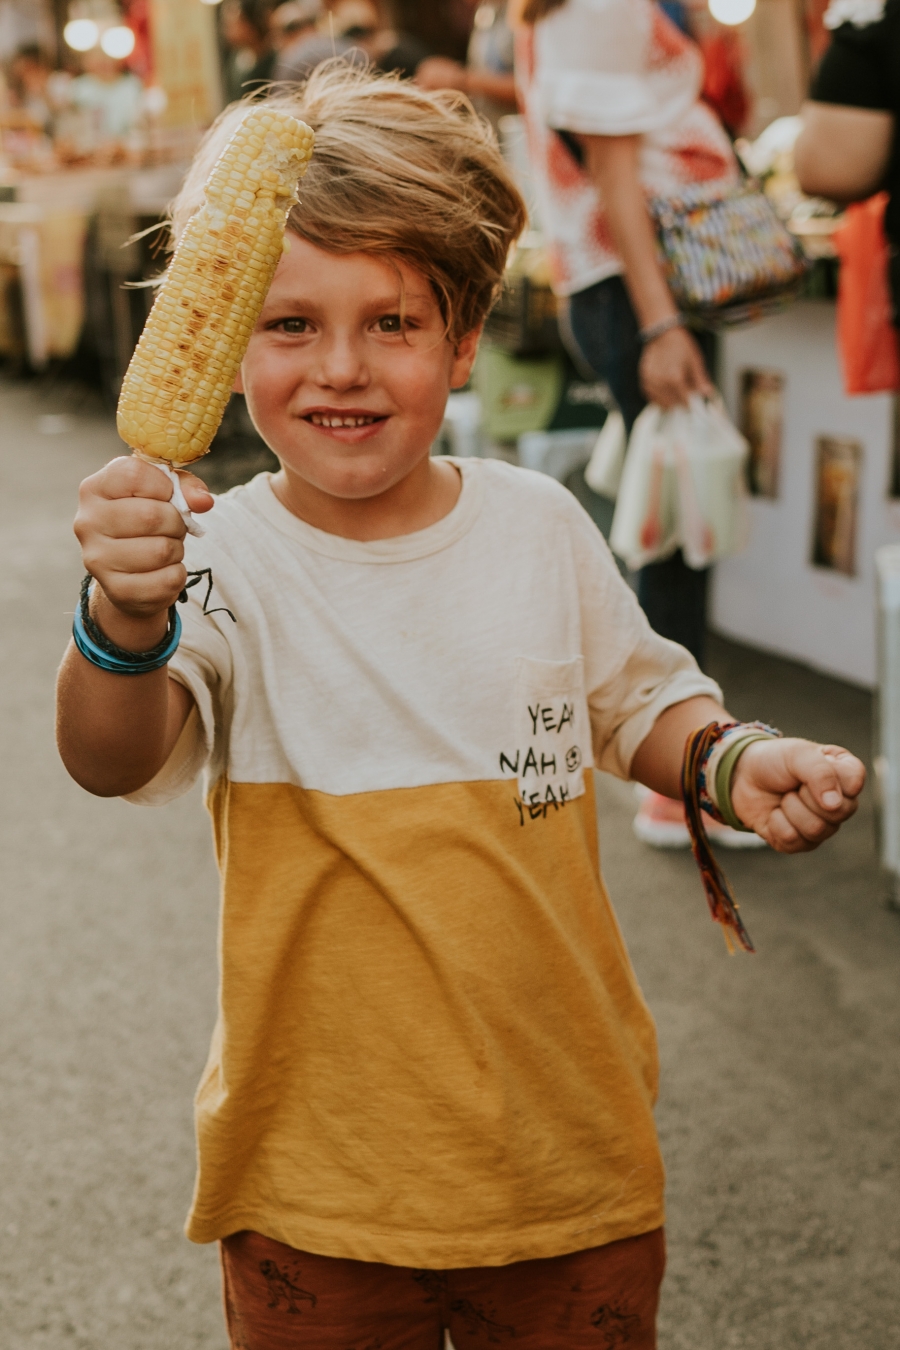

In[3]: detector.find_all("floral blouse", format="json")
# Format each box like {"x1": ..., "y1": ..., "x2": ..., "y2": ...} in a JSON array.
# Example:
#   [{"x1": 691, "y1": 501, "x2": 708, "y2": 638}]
[{"x1": 516, "y1": 0, "x2": 738, "y2": 296}]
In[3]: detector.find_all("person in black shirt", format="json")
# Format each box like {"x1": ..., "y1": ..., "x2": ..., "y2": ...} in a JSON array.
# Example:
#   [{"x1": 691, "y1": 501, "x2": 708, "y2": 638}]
[{"x1": 795, "y1": 0, "x2": 899, "y2": 317}]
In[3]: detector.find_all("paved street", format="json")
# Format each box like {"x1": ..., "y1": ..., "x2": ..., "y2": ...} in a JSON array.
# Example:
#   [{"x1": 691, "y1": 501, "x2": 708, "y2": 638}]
[{"x1": 1, "y1": 373, "x2": 898, "y2": 1349}]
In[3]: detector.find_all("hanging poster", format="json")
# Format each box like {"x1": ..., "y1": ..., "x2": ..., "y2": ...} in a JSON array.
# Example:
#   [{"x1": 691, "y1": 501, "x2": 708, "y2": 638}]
[
  {"x1": 739, "y1": 368, "x2": 784, "y2": 498},
  {"x1": 811, "y1": 435, "x2": 862, "y2": 577}
]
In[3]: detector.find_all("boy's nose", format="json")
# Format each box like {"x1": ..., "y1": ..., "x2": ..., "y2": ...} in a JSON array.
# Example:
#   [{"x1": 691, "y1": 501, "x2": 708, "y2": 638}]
[{"x1": 315, "y1": 336, "x2": 369, "y2": 391}]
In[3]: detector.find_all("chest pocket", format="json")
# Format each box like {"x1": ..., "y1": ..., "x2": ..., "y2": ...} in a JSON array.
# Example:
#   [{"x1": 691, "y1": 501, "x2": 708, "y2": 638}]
[{"x1": 502, "y1": 655, "x2": 589, "y2": 813}]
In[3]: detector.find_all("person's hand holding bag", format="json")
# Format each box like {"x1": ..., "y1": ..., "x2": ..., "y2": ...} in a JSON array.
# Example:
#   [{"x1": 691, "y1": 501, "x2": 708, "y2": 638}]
[
  {"x1": 639, "y1": 325, "x2": 714, "y2": 409},
  {"x1": 581, "y1": 134, "x2": 715, "y2": 409}
]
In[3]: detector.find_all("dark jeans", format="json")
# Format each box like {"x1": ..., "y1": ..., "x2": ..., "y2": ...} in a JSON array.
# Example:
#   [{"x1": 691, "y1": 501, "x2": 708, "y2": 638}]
[{"x1": 565, "y1": 274, "x2": 714, "y2": 668}]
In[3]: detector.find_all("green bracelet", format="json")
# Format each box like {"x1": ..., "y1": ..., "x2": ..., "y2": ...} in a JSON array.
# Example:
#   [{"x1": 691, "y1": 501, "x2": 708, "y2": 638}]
[{"x1": 715, "y1": 732, "x2": 777, "y2": 831}]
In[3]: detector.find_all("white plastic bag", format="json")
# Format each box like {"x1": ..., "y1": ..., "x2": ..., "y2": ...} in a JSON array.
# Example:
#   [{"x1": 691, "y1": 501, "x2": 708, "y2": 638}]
[
  {"x1": 609, "y1": 395, "x2": 749, "y2": 571},
  {"x1": 609, "y1": 405, "x2": 679, "y2": 570},
  {"x1": 584, "y1": 409, "x2": 627, "y2": 499},
  {"x1": 675, "y1": 395, "x2": 750, "y2": 568}
]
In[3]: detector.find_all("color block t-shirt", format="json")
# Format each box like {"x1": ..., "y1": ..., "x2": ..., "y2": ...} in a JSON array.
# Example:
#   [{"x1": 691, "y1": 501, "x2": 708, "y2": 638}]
[{"x1": 130, "y1": 459, "x2": 720, "y2": 1266}]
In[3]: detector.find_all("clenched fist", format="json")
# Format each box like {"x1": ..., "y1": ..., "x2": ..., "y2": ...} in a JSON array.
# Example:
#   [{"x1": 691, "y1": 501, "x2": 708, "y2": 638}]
[
  {"x1": 74, "y1": 456, "x2": 214, "y2": 625},
  {"x1": 731, "y1": 738, "x2": 865, "y2": 853}
]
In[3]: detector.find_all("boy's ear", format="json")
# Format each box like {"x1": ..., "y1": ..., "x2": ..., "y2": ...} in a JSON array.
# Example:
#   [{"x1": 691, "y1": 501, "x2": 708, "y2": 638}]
[
  {"x1": 233, "y1": 367, "x2": 244, "y2": 395},
  {"x1": 450, "y1": 325, "x2": 482, "y2": 390}
]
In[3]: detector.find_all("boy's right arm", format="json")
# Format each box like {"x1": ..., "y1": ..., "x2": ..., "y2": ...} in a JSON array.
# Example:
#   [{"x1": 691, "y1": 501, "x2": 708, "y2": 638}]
[{"x1": 56, "y1": 457, "x2": 215, "y2": 797}]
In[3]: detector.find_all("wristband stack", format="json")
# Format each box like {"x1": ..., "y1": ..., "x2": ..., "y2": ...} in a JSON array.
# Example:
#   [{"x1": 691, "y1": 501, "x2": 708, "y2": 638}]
[
  {"x1": 73, "y1": 569, "x2": 235, "y2": 677},
  {"x1": 682, "y1": 720, "x2": 781, "y2": 953},
  {"x1": 72, "y1": 575, "x2": 181, "y2": 675}
]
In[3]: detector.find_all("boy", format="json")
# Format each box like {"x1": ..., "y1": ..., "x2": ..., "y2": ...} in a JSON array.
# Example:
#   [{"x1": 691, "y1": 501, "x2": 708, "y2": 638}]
[{"x1": 56, "y1": 65, "x2": 864, "y2": 1349}]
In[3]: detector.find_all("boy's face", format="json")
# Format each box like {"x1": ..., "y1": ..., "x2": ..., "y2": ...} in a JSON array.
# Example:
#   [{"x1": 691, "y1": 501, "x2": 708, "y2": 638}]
[{"x1": 236, "y1": 237, "x2": 478, "y2": 508}]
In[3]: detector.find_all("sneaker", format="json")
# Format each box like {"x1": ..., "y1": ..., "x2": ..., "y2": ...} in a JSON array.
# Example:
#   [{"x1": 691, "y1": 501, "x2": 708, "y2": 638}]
[
  {"x1": 632, "y1": 789, "x2": 691, "y2": 849},
  {"x1": 632, "y1": 788, "x2": 768, "y2": 851}
]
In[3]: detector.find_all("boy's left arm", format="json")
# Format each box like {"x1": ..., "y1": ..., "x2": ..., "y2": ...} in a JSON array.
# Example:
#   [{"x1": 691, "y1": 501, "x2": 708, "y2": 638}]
[{"x1": 631, "y1": 696, "x2": 866, "y2": 854}]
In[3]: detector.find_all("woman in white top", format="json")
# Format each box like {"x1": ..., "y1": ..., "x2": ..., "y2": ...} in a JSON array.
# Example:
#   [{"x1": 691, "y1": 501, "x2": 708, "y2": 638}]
[
  {"x1": 514, "y1": 0, "x2": 740, "y2": 844},
  {"x1": 514, "y1": 0, "x2": 738, "y2": 623}
]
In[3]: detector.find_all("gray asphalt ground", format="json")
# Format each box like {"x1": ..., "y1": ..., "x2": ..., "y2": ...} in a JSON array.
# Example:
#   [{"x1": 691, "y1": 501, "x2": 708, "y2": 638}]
[{"x1": 1, "y1": 374, "x2": 898, "y2": 1349}]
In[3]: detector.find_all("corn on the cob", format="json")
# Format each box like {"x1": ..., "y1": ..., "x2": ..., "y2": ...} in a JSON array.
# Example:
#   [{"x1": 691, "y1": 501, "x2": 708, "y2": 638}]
[{"x1": 117, "y1": 108, "x2": 314, "y2": 466}]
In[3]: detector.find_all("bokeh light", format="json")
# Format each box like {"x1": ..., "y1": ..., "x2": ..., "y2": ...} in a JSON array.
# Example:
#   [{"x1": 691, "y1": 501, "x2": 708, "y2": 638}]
[
  {"x1": 142, "y1": 85, "x2": 169, "y2": 117},
  {"x1": 708, "y1": 0, "x2": 757, "y2": 23},
  {"x1": 63, "y1": 18, "x2": 99, "y2": 51},
  {"x1": 100, "y1": 25, "x2": 136, "y2": 59}
]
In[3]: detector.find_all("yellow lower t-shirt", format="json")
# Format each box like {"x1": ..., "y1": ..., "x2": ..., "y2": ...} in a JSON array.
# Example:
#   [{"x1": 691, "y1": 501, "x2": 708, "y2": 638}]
[{"x1": 129, "y1": 459, "x2": 721, "y2": 1267}]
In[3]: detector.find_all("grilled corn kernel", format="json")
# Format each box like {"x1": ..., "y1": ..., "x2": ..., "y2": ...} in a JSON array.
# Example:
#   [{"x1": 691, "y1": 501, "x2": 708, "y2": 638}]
[{"x1": 117, "y1": 108, "x2": 314, "y2": 465}]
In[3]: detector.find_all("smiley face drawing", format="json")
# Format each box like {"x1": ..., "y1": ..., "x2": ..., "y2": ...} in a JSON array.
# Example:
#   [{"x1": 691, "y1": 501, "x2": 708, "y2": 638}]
[{"x1": 565, "y1": 746, "x2": 582, "y2": 773}]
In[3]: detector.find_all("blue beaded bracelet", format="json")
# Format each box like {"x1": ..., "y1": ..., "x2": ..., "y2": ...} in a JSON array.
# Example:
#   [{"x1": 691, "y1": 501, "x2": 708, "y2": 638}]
[{"x1": 73, "y1": 577, "x2": 182, "y2": 675}]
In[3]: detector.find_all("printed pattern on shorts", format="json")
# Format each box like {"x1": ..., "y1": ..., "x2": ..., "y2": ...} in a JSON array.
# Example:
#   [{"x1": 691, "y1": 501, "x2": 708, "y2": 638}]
[{"x1": 219, "y1": 1228, "x2": 666, "y2": 1350}]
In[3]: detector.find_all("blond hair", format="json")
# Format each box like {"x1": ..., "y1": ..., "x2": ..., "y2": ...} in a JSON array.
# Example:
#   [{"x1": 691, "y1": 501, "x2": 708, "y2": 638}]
[{"x1": 169, "y1": 62, "x2": 527, "y2": 341}]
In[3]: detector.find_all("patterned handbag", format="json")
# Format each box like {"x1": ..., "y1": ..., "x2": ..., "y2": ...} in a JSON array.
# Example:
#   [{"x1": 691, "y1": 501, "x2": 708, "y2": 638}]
[{"x1": 649, "y1": 180, "x2": 809, "y2": 328}]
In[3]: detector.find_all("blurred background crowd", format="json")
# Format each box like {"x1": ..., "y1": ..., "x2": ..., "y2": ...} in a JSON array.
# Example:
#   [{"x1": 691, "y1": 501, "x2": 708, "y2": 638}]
[
  {"x1": 0, "y1": 0, "x2": 830, "y2": 175},
  {"x1": 0, "y1": 0, "x2": 520, "y2": 170}
]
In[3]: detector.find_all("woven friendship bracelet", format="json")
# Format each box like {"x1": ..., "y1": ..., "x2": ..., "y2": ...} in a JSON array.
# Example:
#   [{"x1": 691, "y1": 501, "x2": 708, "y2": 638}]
[{"x1": 681, "y1": 720, "x2": 781, "y2": 953}]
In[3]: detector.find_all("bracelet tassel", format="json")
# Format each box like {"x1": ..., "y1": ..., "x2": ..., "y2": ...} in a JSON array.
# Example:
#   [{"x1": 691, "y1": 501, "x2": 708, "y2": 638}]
[{"x1": 681, "y1": 723, "x2": 755, "y2": 954}]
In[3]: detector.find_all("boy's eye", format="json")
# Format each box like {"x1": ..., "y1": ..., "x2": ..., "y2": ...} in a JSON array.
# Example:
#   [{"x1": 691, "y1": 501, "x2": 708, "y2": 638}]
[
  {"x1": 277, "y1": 317, "x2": 309, "y2": 334},
  {"x1": 375, "y1": 315, "x2": 403, "y2": 333}
]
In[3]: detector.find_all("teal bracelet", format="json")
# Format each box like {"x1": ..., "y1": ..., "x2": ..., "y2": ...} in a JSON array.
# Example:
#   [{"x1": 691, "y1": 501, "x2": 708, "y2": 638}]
[
  {"x1": 72, "y1": 570, "x2": 236, "y2": 677},
  {"x1": 73, "y1": 576, "x2": 181, "y2": 674}
]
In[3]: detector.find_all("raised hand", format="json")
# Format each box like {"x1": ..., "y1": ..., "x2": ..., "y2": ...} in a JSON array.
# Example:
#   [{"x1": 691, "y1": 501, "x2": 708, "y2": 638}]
[
  {"x1": 730, "y1": 738, "x2": 866, "y2": 853},
  {"x1": 74, "y1": 456, "x2": 214, "y2": 635}
]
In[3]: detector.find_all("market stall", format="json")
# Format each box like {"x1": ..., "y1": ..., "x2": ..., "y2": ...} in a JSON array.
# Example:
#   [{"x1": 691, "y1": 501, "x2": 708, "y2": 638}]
[
  {"x1": 0, "y1": 0, "x2": 219, "y2": 374},
  {"x1": 0, "y1": 160, "x2": 189, "y2": 381},
  {"x1": 0, "y1": 201, "x2": 88, "y2": 365},
  {"x1": 714, "y1": 300, "x2": 900, "y2": 688}
]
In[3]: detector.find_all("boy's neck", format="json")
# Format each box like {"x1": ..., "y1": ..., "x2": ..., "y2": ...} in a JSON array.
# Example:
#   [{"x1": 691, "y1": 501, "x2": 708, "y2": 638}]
[{"x1": 270, "y1": 456, "x2": 462, "y2": 541}]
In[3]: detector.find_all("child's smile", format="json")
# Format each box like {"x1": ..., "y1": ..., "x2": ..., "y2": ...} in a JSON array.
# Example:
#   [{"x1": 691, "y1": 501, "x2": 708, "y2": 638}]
[
  {"x1": 235, "y1": 236, "x2": 480, "y2": 539},
  {"x1": 303, "y1": 409, "x2": 386, "y2": 436}
]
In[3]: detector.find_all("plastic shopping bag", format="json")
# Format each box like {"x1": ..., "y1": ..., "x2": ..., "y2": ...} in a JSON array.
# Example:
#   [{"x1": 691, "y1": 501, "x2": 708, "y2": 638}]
[
  {"x1": 584, "y1": 409, "x2": 627, "y2": 499},
  {"x1": 833, "y1": 193, "x2": 900, "y2": 395},
  {"x1": 609, "y1": 404, "x2": 680, "y2": 570},
  {"x1": 672, "y1": 395, "x2": 750, "y2": 568},
  {"x1": 609, "y1": 395, "x2": 749, "y2": 571}
]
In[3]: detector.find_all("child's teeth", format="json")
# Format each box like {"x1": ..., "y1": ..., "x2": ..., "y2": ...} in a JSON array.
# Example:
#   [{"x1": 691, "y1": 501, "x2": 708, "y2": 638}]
[{"x1": 311, "y1": 414, "x2": 376, "y2": 427}]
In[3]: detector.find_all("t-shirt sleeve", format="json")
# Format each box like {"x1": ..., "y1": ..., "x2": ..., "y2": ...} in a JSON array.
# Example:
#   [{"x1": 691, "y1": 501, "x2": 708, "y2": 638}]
[
  {"x1": 565, "y1": 501, "x2": 722, "y2": 779},
  {"x1": 123, "y1": 591, "x2": 233, "y2": 807},
  {"x1": 811, "y1": 16, "x2": 892, "y2": 110}
]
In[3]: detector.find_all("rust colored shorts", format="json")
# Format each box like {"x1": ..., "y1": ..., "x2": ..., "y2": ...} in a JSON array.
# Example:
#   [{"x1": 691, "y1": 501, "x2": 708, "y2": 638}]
[{"x1": 220, "y1": 1226, "x2": 665, "y2": 1349}]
